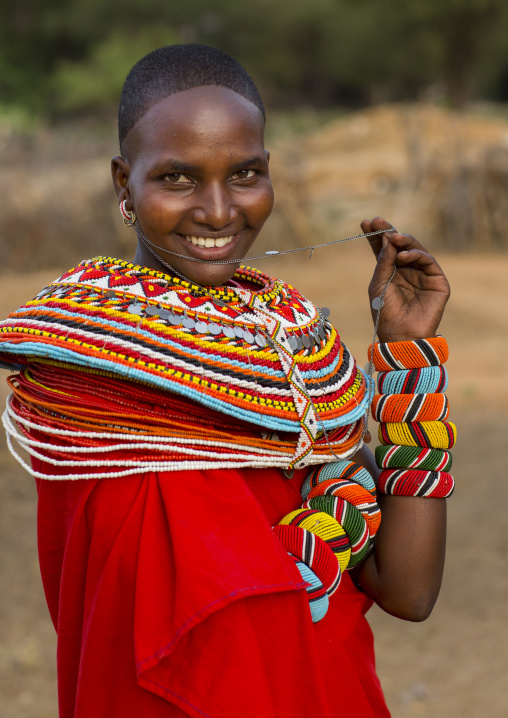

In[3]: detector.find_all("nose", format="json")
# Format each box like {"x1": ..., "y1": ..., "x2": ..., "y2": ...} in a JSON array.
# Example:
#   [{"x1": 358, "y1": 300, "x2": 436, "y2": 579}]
[{"x1": 192, "y1": 181, "x2": 238, "y2": 230}]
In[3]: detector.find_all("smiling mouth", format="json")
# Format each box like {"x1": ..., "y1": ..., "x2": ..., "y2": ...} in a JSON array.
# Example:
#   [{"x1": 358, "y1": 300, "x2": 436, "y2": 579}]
[
  {"x1": 182, "y1": 234, "x2": 235, "y2": 248},
  {"x1": 183, "y1": 235, "x2": 235, "y2": 248}
]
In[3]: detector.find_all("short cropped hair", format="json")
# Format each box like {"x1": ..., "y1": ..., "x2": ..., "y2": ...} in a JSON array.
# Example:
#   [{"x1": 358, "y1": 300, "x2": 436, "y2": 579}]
[{"x1": 118, "y1": 44, "x2": 265, "y2": 152}]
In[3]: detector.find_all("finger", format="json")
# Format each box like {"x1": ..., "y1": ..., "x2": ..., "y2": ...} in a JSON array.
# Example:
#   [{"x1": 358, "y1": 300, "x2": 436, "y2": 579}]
[
  {"x1": 362, "y1": 217, "x2": 395, "y2": 258},
  {"x1": 369, "y1": 232, "x2": 399, "y2": 290},
  {"x1": 386, "y1": 231, "x2": 429, "y2": 255},
  {"x1": 395, "y1": 249, "x2": 446, "y2": 277}
]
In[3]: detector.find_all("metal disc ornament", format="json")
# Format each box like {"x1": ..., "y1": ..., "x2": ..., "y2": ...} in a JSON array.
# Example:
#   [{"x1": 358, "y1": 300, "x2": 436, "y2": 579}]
[
  {"x1": 128, "y1": 304, "x2": 143, "y2": 315},
  {"x1": 195, "y1": 321, "x2": 209, "y2": 334}
]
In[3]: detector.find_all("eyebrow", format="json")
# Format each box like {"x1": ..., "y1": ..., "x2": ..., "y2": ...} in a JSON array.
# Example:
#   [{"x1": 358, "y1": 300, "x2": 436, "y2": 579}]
[{"x1": 150, "y1": 155, "x2": 267, "y2": 175}]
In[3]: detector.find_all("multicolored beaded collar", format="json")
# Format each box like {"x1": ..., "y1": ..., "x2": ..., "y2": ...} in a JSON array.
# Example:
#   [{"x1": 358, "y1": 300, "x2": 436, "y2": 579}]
[{"x1": 0, "y1": 257, "x2": 370, "y2": 467}]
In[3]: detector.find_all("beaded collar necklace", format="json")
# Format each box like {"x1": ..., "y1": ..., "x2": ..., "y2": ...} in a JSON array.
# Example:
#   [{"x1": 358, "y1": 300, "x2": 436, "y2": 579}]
[{"x1": 136, "y1": 223, "x2": 397, "y2": 450}]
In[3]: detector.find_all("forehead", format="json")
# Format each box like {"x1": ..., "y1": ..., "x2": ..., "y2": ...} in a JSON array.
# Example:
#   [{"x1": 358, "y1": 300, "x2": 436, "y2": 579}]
[{"x1": 124, "y1": 85, "x2": 265, "y2": 162}]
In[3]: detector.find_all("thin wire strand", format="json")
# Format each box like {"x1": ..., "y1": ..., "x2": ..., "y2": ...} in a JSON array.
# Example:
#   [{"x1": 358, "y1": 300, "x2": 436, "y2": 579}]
[{"x1": 135, "y1": 226, "x2": 396, "y2": 266}]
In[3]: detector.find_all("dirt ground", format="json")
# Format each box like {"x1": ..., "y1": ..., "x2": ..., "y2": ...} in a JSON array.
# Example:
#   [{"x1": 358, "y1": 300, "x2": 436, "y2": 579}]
[{"x1": 0, "y1": 247, "x2": 507, "y2": 717}]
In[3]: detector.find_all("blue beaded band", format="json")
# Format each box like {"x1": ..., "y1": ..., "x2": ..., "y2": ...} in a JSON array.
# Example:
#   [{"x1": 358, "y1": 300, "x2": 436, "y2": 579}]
[
  {"x1": 377, "y1": 365, "x2": 448, "y2": 395},
  {"x1": 293, "y1": 559, "x2": 329, "y2": 622}
]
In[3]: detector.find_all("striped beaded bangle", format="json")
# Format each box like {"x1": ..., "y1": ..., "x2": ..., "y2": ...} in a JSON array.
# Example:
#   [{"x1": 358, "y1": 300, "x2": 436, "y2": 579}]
[
  {"x1": 302, "y1": 495, "x2": 371, "y2": 568},
  {"x1": 368, "y1": 336, "x2": 448, "y2": 372},
  {"x1": 306, "y1": 478, "x2": 382, "y2": 536},
  {"x1": 272, "y1": 524, "x2": 342, "y2": 596},
  {"x1": 378, "y1": 420, "x2": 457, "y2": 450},
  {"x1": 301, "y1": 459, "x2": 376, "y2": 499},
  {"x1": 280, "y1": 508, "x2": 352, "y2": 572},
  {"x1": 371, "y1": 392, "x2": 449, "y2": 423},
  {"x1": 292, "y1": 558, "x2": 329, "y2": 622},
  {"x1": 377, "y1": 366, "x2": 448, "y2": 395},
  {"x1": 378, "y1": 468, "x2": 455, "y2": 498},
  {"x1": 375, "y1": 445, "x2": 452, "y2": 472}
]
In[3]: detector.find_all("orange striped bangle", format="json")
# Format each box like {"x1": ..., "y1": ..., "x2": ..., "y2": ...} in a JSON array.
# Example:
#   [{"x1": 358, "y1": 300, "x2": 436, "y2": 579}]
[
  {"x1": 371, "y1": 393, "x2": 449, "y2": 423},
  {"x1": 368, "y1": 336, "x2": 449, "y2": 372}
]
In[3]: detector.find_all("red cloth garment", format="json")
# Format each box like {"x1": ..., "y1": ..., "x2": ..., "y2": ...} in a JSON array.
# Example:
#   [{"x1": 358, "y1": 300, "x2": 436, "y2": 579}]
[{"x1": 35, "y1": 460, "x2": 390, "y2": 718}]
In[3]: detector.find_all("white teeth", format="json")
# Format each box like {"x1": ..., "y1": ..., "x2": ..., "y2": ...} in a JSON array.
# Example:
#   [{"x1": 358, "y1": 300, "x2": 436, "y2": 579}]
[{"x1": 185, "y1": 235, "x2": 234, "y2": 248}]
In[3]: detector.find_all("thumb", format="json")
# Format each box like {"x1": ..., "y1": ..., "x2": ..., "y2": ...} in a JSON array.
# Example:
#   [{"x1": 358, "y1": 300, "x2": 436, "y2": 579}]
[{"x1": 370, "y1": 234, "x2": 397, "y2": 296}]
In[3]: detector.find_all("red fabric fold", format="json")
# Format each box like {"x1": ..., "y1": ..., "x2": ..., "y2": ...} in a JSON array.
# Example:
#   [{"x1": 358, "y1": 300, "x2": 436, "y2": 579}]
[{"x1": 35, "y1": 460, "x2": 390, "y2": 717}]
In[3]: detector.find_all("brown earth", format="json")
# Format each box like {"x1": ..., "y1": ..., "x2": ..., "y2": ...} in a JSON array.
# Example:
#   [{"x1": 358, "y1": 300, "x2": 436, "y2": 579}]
[{"x1": 1, "y1": 248, "x2": 507, "y2": 717}]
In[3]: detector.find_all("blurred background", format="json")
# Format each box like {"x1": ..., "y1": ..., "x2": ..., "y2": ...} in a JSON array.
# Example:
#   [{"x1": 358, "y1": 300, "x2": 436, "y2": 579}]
[{"x1": 1, "y1": 1, "x2": 507, "y2": 716}]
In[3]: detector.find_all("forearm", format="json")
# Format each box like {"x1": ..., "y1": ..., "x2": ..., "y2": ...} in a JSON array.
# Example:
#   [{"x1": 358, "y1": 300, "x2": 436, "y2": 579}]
[
  {"x1": 352, "y1": 442, "x2": 447, "y2": 621},
  {"x1": 356, "y1": 495, "x2": 446, "y2": 621}
]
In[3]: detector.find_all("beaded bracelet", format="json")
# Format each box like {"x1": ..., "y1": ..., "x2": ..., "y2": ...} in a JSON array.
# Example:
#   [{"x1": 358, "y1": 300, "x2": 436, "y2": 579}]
[
  {"x1": 370, "y1": 336, "x2": 455, "y2": 496},
  {"x1": 305, "y1": 478, "x2": 382, "y2": 535},
  {"x1": 273, "y1": 523, "x2": 342, "y2": 596},
  {"x1": 302, "y1": 495, "x2": 371, "y2": 568},
  {"x1": 302, "y1": 459, "x2": 376, "y2": 498},
  {"x1": 378, "y1": 420, "x2": 457, "y2": 450},
  {"x1": 378, "y1": 468, "x2": 455, "y2": 498},
  {"x1": 377, "y1": 366, "x2": 448, "y2": 395},
  {"x1": 369, "y1": 336, "x2": 448, "y2": 372},
  {"x1": 375, "y1": 445, "x2": 452, "y2": 472},
  {"x1": 371, "y1": 392, "x2": 449, "y2": 423},
  {"x1": 292, "y1": 558, "x2": 329, "y2": 622},
  {"x1": 280, "y1": 508, "x2": 352, "y2": 572}
]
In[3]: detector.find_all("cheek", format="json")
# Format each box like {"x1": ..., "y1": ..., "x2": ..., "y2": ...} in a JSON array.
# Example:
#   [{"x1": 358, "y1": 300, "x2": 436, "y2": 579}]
[
  {"x1": 136, "y1": 192, "x2": 183, "y2": 227},
  {"x1": 249, "y1": 186, "x2": 274, "y2": 225}
]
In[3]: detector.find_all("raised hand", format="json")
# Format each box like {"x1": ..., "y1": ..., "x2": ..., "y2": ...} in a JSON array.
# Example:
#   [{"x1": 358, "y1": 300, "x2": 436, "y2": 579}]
[{"x1": 361, "y1": 217, "x2": 450, "y2": 343}]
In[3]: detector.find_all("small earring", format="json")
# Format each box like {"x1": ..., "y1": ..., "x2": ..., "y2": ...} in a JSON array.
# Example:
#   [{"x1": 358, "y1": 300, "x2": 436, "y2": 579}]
[{"x1": 119, "y1": 199, "x2": 136, "y2": 227}]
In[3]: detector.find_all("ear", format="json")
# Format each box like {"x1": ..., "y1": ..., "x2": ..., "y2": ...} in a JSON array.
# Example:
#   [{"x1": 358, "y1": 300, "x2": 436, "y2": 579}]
[
  {"x1": 111, "y1": 156, "x2": 132, "y2": 208},
  {"x1": 265, "y1": 150, "x2": 270, "y2": 164}
]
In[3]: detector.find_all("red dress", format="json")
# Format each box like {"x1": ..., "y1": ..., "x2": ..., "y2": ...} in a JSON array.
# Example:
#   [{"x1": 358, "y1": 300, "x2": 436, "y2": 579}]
[{"x1": 35, "y1": 460, "x2": 390, "y2": 717}]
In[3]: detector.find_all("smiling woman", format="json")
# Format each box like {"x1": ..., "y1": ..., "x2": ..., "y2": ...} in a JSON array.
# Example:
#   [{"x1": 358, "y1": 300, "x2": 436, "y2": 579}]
[
  {"x1": 0, "y1": 44, "x2": 452, "y2": 718},
  {"x1": 112, "y1": 85, "x2": 274, "y2": 286}
]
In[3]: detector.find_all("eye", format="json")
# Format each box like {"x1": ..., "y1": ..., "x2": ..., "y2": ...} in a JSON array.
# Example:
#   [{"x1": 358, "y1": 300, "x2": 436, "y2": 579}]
[
  {"x1": 231, "y1": 169, "x2": 257, "y2": 181},
  {"x1": 162, "y1": 173, "x2": 193, "y2": 184}
]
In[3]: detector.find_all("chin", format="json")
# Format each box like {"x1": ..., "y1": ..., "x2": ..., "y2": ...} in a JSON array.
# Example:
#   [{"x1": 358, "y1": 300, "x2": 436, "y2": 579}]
[{"x1": 186, "y1": 264, "x2": 240, "y2": 287}]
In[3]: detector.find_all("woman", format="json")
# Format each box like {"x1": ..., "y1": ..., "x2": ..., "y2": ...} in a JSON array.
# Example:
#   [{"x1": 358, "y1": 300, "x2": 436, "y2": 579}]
[{"x1": 0, "y1": 44, "x2": 453, "y2": 717}]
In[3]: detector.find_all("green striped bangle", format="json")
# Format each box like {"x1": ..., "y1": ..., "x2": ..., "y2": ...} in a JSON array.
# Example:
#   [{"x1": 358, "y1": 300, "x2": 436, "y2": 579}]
[{"x1": 375, "y1": 444, "x2": 452, "y2": 472}]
